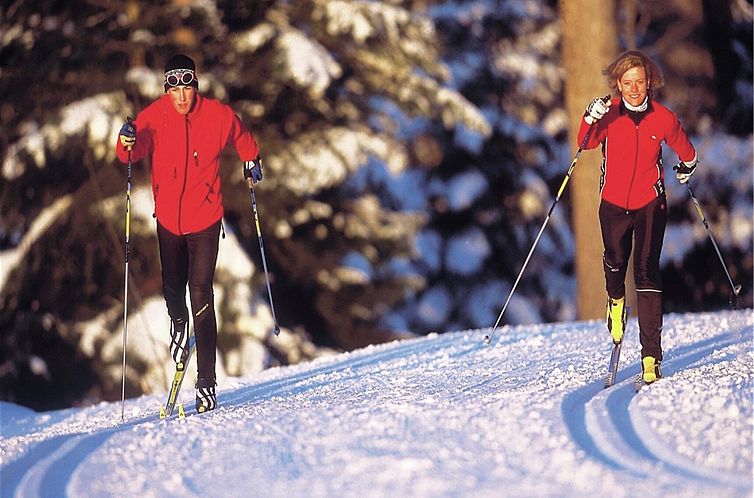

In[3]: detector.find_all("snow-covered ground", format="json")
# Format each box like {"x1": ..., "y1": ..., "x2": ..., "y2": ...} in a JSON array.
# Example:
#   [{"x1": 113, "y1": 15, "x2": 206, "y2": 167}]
[{"x1": 1, "y1": 309, "x2": 752, "y2": 497}]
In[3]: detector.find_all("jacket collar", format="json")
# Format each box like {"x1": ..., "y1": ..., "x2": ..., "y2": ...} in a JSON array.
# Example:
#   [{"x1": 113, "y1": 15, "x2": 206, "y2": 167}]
[{"x1": 619, "y1": 97, "x2": 654, "y2": 116}]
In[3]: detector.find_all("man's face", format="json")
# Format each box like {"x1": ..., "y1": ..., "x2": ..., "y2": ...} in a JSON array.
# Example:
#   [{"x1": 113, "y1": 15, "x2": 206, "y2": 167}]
[
  {"x1": 168, "y1": 86, "x2": 195, "y2": 115},
  {"x1": 617, "y1": 66, "x2": 648, "y2": 107}
]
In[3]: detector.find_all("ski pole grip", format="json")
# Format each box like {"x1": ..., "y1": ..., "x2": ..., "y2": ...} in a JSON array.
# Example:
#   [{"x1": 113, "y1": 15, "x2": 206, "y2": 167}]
[{"x1": 578, "y1": 96, "x2": 611, "y2": 149}]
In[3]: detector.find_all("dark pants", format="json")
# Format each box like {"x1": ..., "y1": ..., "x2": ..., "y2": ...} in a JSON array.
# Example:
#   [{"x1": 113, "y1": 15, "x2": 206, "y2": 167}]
[
  {"x1": 157, "y1": 220, "x2": 221, "y2": 382},
  {"x1": 599, "y1": 197, "x2": 667, "y2": 361}
]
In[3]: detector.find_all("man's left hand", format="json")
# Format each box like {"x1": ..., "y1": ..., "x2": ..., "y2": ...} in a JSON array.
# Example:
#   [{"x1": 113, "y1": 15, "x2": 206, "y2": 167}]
[{"x1": 244, "y1": 155, "x2": 263, "y2": 184}]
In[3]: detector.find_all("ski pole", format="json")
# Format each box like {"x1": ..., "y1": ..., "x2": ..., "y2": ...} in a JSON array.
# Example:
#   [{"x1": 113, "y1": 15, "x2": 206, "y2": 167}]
[
  {"x1": 247, "y1": 177, "x2": 281, "y2": 336},
  {"x1": 677, "y1": 175, "x2": 741, "y2": 309},
  {"x1": 120, "y1": 116, "x2": 133, "y2": 420},
  {"x1": 484, "y1": 99, "x2": 608, "y2": 345}
]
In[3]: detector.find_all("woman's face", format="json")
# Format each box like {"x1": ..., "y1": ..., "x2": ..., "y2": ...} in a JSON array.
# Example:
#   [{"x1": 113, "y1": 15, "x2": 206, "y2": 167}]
[{"x1": 617, "y1": 66, "x2": 648, "y2": 107}]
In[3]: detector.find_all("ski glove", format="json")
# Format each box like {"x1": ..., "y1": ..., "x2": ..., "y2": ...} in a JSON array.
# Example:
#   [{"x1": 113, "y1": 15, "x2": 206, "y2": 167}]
[
  {"x1": 119, "y1": 120, "x2": 136, "y2": 150},
  {"x1": 673, "y1": 155, "x2": 698, "y2": 184},
  {"x1": 243, "y1": 155, "x2": 263, "y2": 184},
  {"x1": 584, "y1": 96, "x2": 611, "y2": 125}
]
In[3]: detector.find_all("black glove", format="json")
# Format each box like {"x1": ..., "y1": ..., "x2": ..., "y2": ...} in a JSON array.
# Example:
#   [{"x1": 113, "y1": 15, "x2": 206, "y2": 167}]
[
  {"x1": 119, "y1": 119, "x2": 136, "y2": 150},
  {"x1": 244, "y1": 155, "x2": 263, "y2": 183},
  {"x1": 673, "y1": 156, "x2": 698, "y2": 184}
]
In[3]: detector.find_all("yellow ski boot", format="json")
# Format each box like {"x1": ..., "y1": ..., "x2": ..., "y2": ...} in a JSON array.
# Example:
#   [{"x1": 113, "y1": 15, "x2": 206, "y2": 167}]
[
  {"x1": 642, "y1": 356, "x2": 662, "y2": 384},
  {"x1": 606, "y1": 296, "x2": 627, "y2": 344}
]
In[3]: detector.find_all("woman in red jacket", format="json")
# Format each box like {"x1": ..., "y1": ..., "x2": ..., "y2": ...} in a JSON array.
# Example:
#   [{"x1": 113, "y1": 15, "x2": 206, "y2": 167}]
[
  {"x1": 116, "y1": 54, "x2": 263, "y2": 413},
  {"x1": 578, "y1": 50, "x2": 698, "y2": 384}
]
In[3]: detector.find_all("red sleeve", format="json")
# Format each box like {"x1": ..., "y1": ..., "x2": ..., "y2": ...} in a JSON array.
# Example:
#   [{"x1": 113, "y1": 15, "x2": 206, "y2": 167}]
[
  {"x1": 114, "y1": 113, "x2": 152, "y2": 164},
  {"x1": 577, "y1": 117, "x2": 606, "y2": 150},
  {"x1": 228, "y1": 112, "x2": 259, "y2": 161},
  {"x1": 664, "y1": 111, "x2": 696, "y2": 162},
  {"x1": 577, "y1": 97, "x2": 619, "y2": 149}
]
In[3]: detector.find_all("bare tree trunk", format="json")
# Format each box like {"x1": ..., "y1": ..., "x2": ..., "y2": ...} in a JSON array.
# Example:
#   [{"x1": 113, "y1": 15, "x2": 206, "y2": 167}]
[
  {"x1": 561, "y1": 0, "x2": 619, "y2": 320},
  {"x1": 622, "y1": 0, "x2": 638, "y2": 50}
]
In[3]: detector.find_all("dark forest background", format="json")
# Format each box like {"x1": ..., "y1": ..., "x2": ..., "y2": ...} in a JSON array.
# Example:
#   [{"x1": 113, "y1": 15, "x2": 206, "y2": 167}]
[{"x1": 1, "y1": 0, "x2": 751, "y2": 410}]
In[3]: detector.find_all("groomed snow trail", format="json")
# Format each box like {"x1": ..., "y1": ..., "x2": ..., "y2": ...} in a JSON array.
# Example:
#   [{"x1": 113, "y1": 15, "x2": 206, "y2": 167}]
[{"x1": 1, "y1": 310, "x2": 751, "y2": 497}]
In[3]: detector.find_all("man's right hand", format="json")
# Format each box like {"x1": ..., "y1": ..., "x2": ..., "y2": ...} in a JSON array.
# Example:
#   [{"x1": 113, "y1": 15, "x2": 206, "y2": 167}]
[
  {"x1": 584, "y1": 96, "x2": 611, "y2": 125},
  {"x1": 119, "y1": 121, "x2": 136, "y2": 150}
]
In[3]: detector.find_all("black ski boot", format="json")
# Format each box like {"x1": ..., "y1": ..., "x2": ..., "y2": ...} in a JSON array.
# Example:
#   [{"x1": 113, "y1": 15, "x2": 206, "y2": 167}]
[
  {"x1": 196, "y1": 377, "x2": 217, "y2": 413},
  {"x1": 169, "y1": 316, "x2": 190, "y2": 364}
]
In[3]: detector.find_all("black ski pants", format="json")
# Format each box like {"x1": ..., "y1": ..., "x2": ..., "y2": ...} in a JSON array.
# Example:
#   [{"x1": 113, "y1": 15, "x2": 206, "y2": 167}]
[
  {"x1": 599, "y1": 197, "x2": 667, "y2": 361},
  {"x1": 157, "y1": 220, "x2": 221, "y2": 382}
]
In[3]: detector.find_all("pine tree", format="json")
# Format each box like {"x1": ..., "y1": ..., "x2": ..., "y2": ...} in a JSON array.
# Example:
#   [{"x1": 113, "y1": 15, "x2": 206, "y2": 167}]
[{"x1": 0, "y1": 0, "x2": 489, "y2": 406}]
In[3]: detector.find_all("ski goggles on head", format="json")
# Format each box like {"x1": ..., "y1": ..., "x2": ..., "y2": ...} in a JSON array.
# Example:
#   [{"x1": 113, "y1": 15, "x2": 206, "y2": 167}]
[{"x1": 164, "y1": 69, "x2": 196, "y2": 88}]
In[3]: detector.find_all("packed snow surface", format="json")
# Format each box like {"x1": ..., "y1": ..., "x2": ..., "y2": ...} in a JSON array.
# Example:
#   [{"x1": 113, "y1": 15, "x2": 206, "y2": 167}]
[{"x1": 1, "y1": 310, "x2": 752, "y2": 497}]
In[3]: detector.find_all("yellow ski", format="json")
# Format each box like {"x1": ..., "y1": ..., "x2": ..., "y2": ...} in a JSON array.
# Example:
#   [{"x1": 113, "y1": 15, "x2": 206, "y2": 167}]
[{"x1": 160, "y1": 334, "x2": 196, "y2": 419}]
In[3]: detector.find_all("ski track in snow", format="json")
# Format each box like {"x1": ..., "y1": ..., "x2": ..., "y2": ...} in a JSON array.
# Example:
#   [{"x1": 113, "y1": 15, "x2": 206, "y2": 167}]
[
  {"x1": 566, "y1": 332, "x2": 748, "y2": 489},
  {"x1": 1, "y1": 310, "x2": 751, "y2": 497}
]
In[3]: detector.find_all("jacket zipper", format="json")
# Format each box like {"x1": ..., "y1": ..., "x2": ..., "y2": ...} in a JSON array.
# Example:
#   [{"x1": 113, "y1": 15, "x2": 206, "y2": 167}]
[
  {"x1": 624, "y1": 124, "x2": 639, "y2": 212},
  {"x1": 177, "y1": 115, "x2": 190, "y2": 233}
]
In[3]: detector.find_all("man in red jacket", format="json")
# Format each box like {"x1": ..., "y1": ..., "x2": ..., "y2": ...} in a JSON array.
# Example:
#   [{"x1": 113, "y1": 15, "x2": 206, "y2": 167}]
[
  {"x1": 116, "y1": 54, "x2": 263, "y2": 412},
  {"x1": 578, "y1": 50, "x2": 698, "y2": 385}
]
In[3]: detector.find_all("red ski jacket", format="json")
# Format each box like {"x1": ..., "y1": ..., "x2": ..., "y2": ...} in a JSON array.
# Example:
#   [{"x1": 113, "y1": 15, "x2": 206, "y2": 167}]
[
  {"x1": 115, "y1": 93, "x2": 259, "y2": 235},
  {"x1": 578, "y1": 98, "x2": 696, "y2": 210}
]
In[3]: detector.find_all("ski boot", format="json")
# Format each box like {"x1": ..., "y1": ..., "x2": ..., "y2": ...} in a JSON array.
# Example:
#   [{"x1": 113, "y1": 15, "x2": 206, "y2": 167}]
[
  {"x1": 641, "y1": 356, "x2": 662, "y2": 384},
  {"x1": 169, "y1": 316, "x2": 190, "y2": 364},
  {"x1": 196, "y1": 377, "x2": 217, "y2": 414},
  {"x1": 606, "y1": 296, "x2": 627, "y2": 344}
]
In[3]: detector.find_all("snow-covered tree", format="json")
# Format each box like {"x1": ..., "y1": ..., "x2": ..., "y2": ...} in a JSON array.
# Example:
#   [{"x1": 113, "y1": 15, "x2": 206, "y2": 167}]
[
  {"x1": 0, "y1": 0, "x2": 489, "y2": 408},
  {"x1": 386, "y1": 0, "x2": 752, "y2": 335},
  {"x1": 0, "y1": 0, "x2": 750, "y2": 411}
]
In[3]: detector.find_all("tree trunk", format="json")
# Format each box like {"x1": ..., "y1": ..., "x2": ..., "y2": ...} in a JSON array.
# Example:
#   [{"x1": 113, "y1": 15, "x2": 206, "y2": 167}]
[{"x1": 561, "y1": 0, "x2": 620, "y2": 320}]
